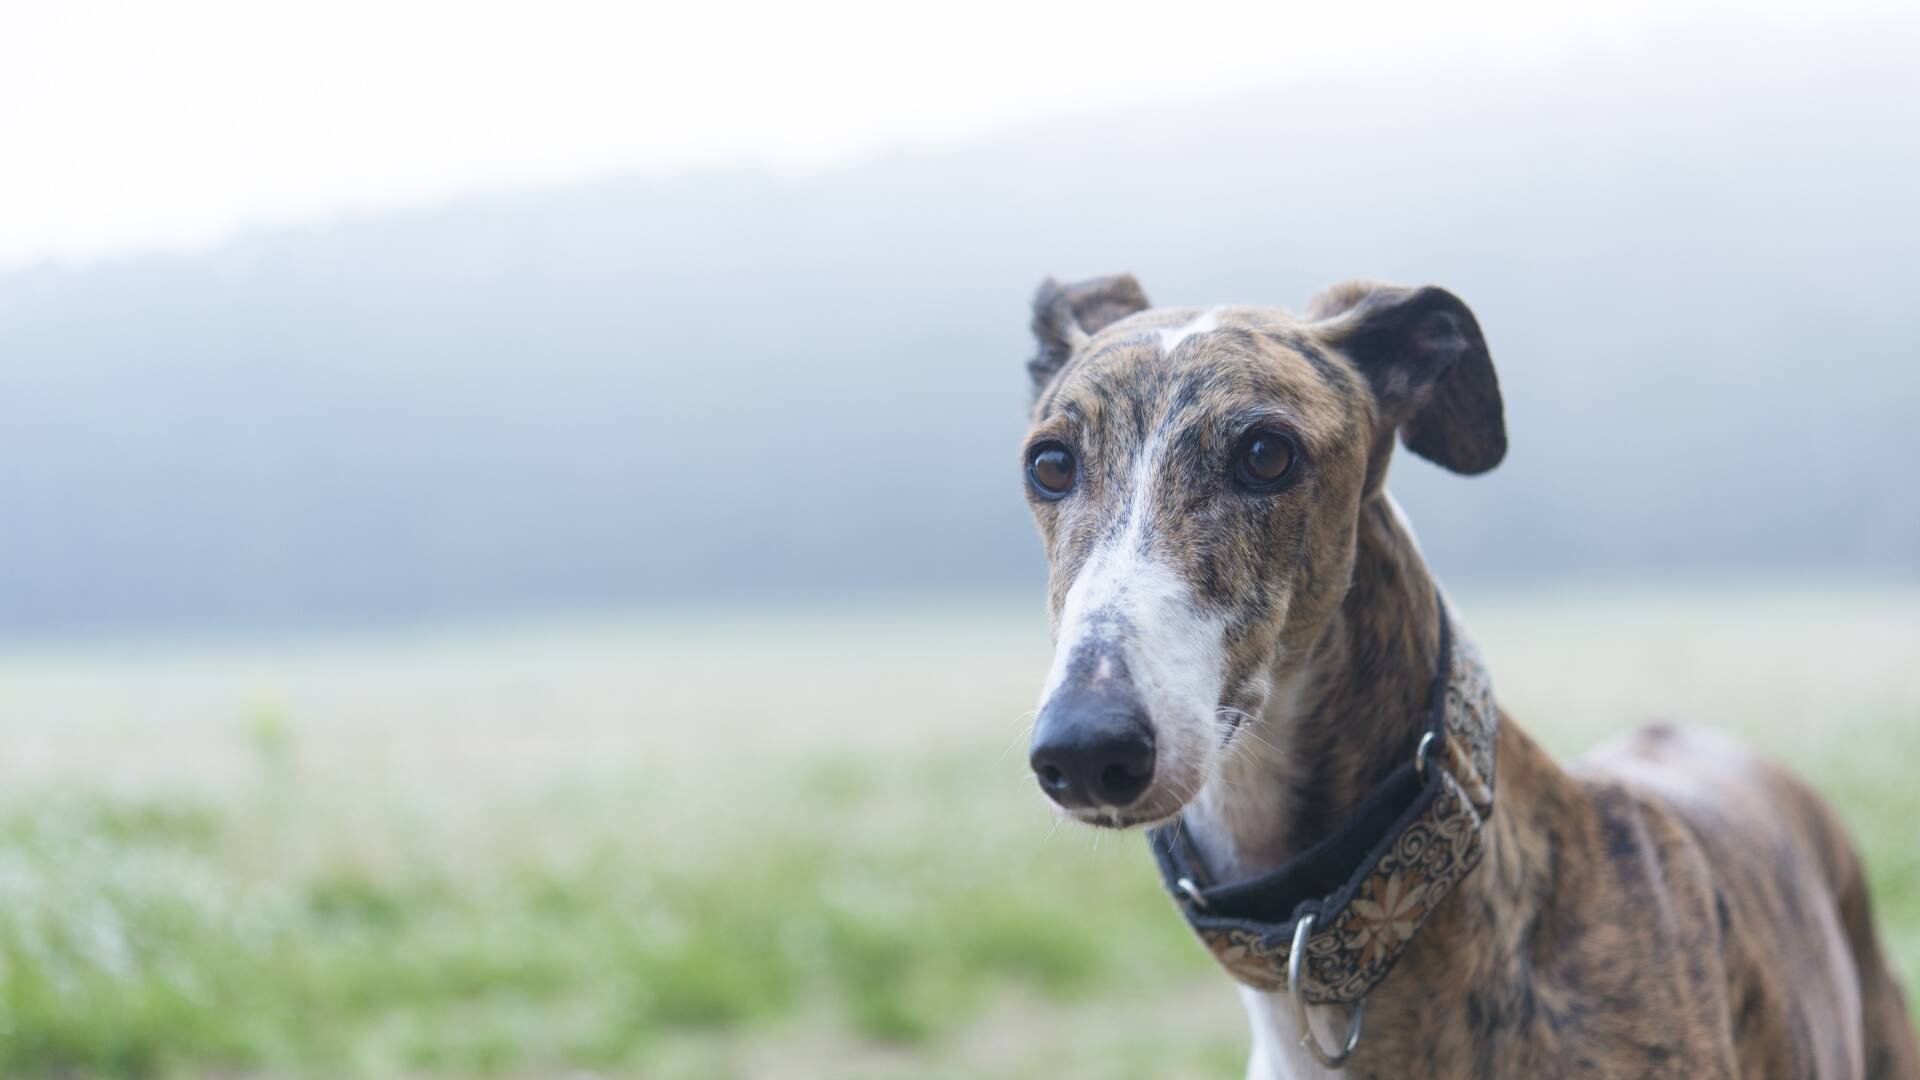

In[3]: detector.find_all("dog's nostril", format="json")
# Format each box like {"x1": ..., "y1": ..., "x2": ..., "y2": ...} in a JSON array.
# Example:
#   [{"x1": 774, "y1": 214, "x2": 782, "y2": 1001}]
[
  {"x1": 1094, "y1": 754, "x2": 1153, "y2": 806},
  {"x1": 1101, "y1": 761, "x2": 1139, "y2": 791},
  {"x1": 1038, "y1": 763, "x2": 1068, "y2": 791}
]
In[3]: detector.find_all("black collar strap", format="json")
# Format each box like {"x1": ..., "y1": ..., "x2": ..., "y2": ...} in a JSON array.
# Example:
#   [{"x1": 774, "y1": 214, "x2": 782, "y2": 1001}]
[{"x1": 1149, "y1": 602, "x2": 1499, "y2": 1005}]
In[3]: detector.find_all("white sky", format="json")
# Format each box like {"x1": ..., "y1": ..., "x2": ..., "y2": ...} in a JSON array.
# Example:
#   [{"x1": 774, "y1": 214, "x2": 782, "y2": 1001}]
[{"x1": 0, "y1": 0, "x2": 1900, "y2": 268}]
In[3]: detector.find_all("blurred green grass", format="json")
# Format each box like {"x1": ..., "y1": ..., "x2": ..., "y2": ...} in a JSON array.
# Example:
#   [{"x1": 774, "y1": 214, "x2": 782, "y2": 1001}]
[{"x1": 0, "y1": 584, "x2": 1915, "y2": 1078}]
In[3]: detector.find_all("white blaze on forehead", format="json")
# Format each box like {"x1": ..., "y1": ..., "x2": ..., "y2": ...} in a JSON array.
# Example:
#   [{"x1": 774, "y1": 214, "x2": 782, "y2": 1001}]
[{"x1": 1156, "y1": 307, "x2": 1220, "y2": 354}]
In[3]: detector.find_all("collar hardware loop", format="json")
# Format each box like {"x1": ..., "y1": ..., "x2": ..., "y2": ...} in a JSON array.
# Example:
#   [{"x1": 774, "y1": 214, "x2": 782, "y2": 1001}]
[
  {"x1": 1288, "y1": 912, "x2": 1366, "y2": 1067},
  {"x1": 1414, "y1": 730, "x2": 1438, "y2": 780}
]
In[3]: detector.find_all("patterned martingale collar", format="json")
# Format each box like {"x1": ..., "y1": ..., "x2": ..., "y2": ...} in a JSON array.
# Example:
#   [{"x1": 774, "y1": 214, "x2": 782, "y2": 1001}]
[{"x1": 1149, "y1": 598, "x2": 1499, "y2": 1016}]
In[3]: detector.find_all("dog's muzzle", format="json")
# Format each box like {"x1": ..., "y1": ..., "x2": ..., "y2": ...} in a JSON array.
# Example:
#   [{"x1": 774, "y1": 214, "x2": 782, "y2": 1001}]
[{"x1": 1029, "y1": 664, "x2": 1156, "y2": 810}]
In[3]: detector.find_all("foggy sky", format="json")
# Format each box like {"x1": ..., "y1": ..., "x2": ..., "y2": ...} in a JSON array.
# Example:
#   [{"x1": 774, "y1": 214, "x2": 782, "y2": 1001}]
[{"x1": 2, "y1": 17, "x2": 1916, "y2": 637}]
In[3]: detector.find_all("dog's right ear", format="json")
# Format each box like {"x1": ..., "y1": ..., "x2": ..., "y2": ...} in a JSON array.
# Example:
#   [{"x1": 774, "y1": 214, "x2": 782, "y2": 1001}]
[{"x1": 1027, "y1": 274, "x2": 1150, "y2": 396}]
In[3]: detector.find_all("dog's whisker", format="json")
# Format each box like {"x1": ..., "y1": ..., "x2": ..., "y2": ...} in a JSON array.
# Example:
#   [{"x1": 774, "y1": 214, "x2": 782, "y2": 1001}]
[
  {"x1": 997, "y1": 717, "x2": 1037, "y2": 763},
  {"x1": 1228, "y1": 731, "x2": 1281, "y2": 767},
  {"x1": 1172, "y1": 773, "x2": 1210, "y2": 805},
  {"x1": 1222, "y1": 713, "x2": 1286, "y2": 759}
]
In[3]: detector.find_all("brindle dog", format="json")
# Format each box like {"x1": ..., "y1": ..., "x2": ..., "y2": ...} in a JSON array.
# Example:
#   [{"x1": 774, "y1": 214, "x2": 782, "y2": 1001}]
[{"x1": 1018, "y1": 274, "x2": 1920, "y2": 1078}]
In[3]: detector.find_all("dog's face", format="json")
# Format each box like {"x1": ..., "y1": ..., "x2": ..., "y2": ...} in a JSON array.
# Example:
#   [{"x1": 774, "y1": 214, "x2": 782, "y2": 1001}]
[{"x1": 1020, "y1": 275, "x2": 1504, "y2": 828}]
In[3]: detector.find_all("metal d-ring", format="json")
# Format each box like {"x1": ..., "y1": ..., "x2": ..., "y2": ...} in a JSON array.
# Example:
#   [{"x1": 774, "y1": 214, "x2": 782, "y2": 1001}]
[
  {"x1": 1288, "y1": 913, "x2": 1365, "y2": 1068},
  {"x1": 1175, "y1": 877, "x2": 1208, "y2": 908},
  {"x1": 1415, "y1": 730, "x2": 1439, "y2": 782}
]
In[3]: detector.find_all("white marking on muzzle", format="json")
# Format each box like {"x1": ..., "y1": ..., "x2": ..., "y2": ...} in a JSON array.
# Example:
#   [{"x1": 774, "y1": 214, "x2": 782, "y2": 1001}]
[{"x1": 1039, "y1": 434, "x2": 1228, "y2": 806}]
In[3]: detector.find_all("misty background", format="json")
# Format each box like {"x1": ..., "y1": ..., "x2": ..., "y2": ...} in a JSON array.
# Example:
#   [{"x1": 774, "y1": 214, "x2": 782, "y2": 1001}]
[
  {"x1": 5, "y1": 6, "x2": 1920, "y2": 1076},
  {"x1": 3, "y1": 17, "x2": 1916, "y2": 638}
]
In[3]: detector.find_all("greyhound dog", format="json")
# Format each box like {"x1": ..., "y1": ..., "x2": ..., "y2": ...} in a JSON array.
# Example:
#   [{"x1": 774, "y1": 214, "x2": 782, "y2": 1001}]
[{"x1": 1017, "y1": 274, "x2": 1920, "y2": 1078}]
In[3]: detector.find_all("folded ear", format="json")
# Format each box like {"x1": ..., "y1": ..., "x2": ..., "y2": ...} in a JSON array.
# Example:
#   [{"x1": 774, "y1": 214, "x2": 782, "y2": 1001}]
[
  {"x1": 1027, "y1": 274, "x2": 1151, "y2": 395},
  {"x1": 1307, "y1": 281, "x2": 1506, "y2": 476}
]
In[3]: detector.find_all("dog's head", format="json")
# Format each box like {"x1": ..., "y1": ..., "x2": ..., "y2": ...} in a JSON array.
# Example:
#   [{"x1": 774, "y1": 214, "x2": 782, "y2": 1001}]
[{"x1": 1020, "y1": 274, "x2": 1504, "y2": 827}]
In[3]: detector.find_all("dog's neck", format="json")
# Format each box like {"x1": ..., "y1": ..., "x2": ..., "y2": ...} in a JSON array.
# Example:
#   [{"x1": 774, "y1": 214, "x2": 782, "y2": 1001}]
[
  {"x1": 1187, "y1": 491, "x2": 1444, "y2": 882},
  {"x1": 1184, "y1": 489, "x2": 1577, "y2": 1075}
]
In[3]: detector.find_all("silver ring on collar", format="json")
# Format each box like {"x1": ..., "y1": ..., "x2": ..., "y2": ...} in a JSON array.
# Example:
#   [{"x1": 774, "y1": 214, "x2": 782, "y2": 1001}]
[
  {"x1": 1415, "y1": 730, "x2": 1439, "y2": 781},
  {"x1": 1288, "y1": 912, "x2": 1365, "y2": 1068}
]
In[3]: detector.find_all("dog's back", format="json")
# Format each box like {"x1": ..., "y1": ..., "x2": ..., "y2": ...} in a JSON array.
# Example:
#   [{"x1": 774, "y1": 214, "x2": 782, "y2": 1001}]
[{"x1": 1580, "y1": 724, "x2": 1920, "y2": 1078}]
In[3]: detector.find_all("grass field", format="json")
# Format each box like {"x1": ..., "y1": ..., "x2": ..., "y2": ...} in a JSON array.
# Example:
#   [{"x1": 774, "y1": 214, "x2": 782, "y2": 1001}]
[{"x1": 1, "y1": 583, "x2": 1916, "y2": 1078}]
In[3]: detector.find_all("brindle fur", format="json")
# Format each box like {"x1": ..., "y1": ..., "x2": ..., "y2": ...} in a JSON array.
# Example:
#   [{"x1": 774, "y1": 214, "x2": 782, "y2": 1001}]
[{"x1": 1019, "y1": 274, "x2": 1920, "y2": 1078}]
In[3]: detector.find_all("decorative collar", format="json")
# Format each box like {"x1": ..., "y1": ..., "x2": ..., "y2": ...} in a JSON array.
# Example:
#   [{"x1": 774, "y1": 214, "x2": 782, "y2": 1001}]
[{"x1": 1149, "y1": 600, "x2": 1499, "y2": 1008}]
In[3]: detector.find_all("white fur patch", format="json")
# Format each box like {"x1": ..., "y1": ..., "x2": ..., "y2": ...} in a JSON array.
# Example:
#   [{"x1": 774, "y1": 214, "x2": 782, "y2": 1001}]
[
  {"x1": 1239, "y1": 985, "x2": 1350, "y2": 1078},
  {"x1": 1038, "y1": 433, "x2": 1227, "y2": 812},
  {"x1": 1187, "y1": 665, "x2": 1306, "y2": 881},
  {"x1": 1156, "y1": 308, "x2": 1220, "y2": 354},
  {"x1": 1039, "y1": 538, "x2": 1225, "y2": 739}
]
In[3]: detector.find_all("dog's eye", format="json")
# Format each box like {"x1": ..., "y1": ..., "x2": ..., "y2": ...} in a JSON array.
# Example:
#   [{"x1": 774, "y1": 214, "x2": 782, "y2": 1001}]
[
  {"x1": 1027, "y1": 442, "x2": 1076, "y2": 499},
  {"x1": 1234, "y1": 430, "x2": 1299, "y2": 491}
]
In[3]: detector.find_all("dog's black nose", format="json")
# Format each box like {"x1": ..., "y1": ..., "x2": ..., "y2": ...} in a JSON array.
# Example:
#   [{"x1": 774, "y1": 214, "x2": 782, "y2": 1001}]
[{"x1": 1030, "y1": 686, "x2": 1156, "y2": 810}]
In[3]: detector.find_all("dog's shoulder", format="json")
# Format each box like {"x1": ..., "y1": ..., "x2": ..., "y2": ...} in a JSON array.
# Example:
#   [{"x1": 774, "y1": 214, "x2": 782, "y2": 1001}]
[
  {"x1": 1576, "y1": 723, "x2": 1861, "y2": 908},
  {"x1": 1571, "y1": 723, "x2": 1872, "y2": 1079}
]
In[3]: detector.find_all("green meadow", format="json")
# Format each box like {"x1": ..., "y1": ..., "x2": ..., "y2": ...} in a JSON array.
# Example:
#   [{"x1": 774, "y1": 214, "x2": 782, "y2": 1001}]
[{"x1": 1, "y1": 584, "x2": 1916, "y2": 1078}]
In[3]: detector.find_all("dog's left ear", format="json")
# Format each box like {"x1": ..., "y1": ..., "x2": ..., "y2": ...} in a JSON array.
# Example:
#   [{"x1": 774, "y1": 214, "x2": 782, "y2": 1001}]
[
  {"x1": 1027, "y1": 274, "x2": 1151, "y2": 396},
  {"x1": 1307, "y1": 281, "x2": 1506, "y2": 475}
]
